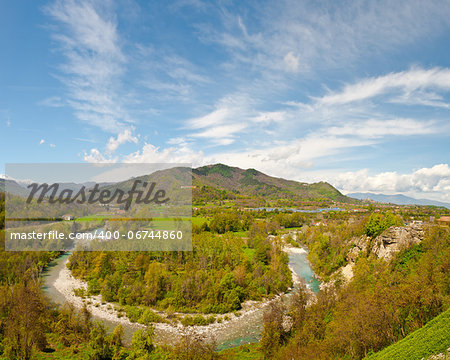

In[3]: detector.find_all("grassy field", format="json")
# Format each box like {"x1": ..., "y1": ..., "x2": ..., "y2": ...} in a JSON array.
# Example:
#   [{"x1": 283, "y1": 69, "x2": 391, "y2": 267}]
[
  {"x1": 75, "y1": 214, "x2": 109, "y2": 221},
  {"x1": 365, "y1": 307, "x2": 450, "y2": 360}
]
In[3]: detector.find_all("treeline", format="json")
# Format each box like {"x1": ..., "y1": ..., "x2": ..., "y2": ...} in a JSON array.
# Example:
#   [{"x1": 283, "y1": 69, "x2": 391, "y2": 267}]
[
  {"x1": 0, "y1": 226, "x2": 61, "y2": 359},
  {"x1": 193, "y1": 209, "x2": 307, "y2": 235},
  {"x1": 259, "y1": 225, "x2": 450, "y2": 359},
  {"x1": 4, "y1": 192, "x2": 101, "y2": 223},
  {"x1": 67, "y1": 230, "x2": 292, "y2": 316}
]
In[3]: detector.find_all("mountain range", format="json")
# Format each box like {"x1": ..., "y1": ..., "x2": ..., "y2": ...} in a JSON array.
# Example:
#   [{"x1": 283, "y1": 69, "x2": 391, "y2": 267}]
[
  {"x1": 3, "y1": 165, "x2": 448, "y2": 208},
  {"x1": 1, "y1": 164, "x2": 350, "y2": 204},
  {"x1": 348, "y1": 192, "x2": 450, "y2": 209}
]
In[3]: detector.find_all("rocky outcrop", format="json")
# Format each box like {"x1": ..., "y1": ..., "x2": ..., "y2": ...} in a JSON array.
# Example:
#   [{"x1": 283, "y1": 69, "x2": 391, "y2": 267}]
[
  {"x1": 346, "y1": 235, "x2": 369, "y2": 263},
  {"x1": 336, "y1": 235, "x2": 370, "y2": 283},
  {"x1": 371, "y1": 224, "x2": 424, "y2": 260},
  {"x1": 332, "y1": 224, "x2": 424, "y2": 285},
  {"x1": 424, "y1": 348, "x2": 450, "y2": 359}
]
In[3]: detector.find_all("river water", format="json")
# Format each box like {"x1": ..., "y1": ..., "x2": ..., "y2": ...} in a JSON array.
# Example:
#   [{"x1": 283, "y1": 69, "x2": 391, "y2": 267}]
[{"x1": 42, "y1": 247, "x2": 320, "y2": 350}]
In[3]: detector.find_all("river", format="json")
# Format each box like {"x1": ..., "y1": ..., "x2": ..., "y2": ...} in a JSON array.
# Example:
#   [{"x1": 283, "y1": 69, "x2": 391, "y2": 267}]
[{"x1": 42, "y1": 247, "x2": 320, "y2": 350}]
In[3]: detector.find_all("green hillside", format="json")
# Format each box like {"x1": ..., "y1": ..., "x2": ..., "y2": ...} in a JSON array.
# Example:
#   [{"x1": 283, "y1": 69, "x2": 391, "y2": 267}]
[
  {"x1": 2, "y1": 164, "x2": 353, "y2": 205},
  {"x1": 193, "y1": 163, "x2": 352, "y2": 203},
  {"x1": 365, "y1": 307, "x2": 450, "y2": 360}
]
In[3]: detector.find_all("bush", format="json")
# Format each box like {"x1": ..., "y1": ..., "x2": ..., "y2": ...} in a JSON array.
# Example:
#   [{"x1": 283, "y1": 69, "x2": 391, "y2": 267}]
[
  {"x1": 138, "y1": 308, "x2": 165, "y2": 324},
  {"x1": 181, "y1": 314, "x2": 216, "y2": 326},
  {"x1": 365, "y1": 211, "x2": 403, "y2": 238}
]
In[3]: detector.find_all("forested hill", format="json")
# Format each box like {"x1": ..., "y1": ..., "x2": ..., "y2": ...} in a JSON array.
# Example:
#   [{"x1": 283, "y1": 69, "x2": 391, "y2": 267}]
[
  {"x1": 192, "y1": 163, "x2": 352, "y2": 203},
  {"x1": 1, "y1": 164, "x2": 354, "y2": 204},
  {"x1": 109, "y1": 163, "x2": 353, "y2": 203}
]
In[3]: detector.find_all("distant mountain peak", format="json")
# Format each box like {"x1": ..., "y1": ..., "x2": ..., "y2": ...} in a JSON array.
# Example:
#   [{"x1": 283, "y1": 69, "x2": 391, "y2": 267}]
[
  {"x1": 192, "y1": 164, "x2": 350, "y2": 203},
  {"x1": 348, "y1": 192, "x2": 450, "y2": 209}
]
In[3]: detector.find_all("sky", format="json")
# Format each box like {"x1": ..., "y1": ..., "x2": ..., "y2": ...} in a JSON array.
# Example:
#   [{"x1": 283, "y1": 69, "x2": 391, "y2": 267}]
[{"x1": 1, "y1": 0, "x2": 449, "y2": 202}]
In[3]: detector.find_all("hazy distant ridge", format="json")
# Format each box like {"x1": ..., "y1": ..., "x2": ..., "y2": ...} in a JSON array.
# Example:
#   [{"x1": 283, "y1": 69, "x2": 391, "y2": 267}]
[{"x1": 348, "y1": 192, "x2": 450, "y2": 209}]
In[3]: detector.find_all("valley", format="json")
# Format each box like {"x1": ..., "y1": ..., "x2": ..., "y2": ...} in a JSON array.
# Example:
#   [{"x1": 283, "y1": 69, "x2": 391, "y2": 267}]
[{"x1": 0, "y1": 166, "x2": 449, "y2": 359}]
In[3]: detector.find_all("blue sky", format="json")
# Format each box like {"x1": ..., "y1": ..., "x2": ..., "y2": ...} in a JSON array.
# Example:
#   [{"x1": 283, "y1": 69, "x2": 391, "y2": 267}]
[{"x1": 1, "y1": 0, "x2": 449, "y2": 201}]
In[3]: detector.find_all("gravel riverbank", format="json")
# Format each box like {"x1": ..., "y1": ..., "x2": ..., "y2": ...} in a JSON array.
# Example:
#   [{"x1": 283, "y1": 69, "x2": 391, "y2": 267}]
[{"x1": 52, "y1": 245, "x2": 308, "y2": 346}]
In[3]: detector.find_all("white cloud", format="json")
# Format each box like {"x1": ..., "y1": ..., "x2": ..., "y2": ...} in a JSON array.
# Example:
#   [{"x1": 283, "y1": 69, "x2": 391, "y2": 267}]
[
  {"x1": 191, "y1": 123, "x2": 247, "y2": 140},
  {"x1": 187, "y1": 107, "x2": 230, "y2": 129},
  {"x1": 283, "y1": 52, "x2": 300, "y2": 73},
  {"x1": 38, "y1": 96, "x2": 65, "y2": 107},
  {"x1": 74, "y1": 137, "x2": 97, "y2": 143},
  {"x1": 317, "y1": 67, "x2": 450, "y2": 106},
  {"x1": 167, "y1": 137, "x2": 187, "y2": 146},
  {"x1": 197, "y1": 1, "x2": 450, "y2": 79},
  {"x1": 45, "y1": 0, "x2": 129, "y2": 133},
  {"x1": 184, "y1": 94, "x2": 255, "y2": 145},
  {"x1": 325, "y1": 118, "x2": 436, "y2": 138},
  {"x1": 123, "y1": 143, "x2": 204, "y2": 166},
  {"x1": 136, "y1": 45, "x2": 210, "y2": 103},
  {"x1": 83, "y1": 148, "x2": 117, "y2": 163},
  {"x1": 179, "y1": 67, "x2": 448, "y2": 156},
  {"x1": 251, "y1": 111, "x2": 287, "y2": 124},
  {"x1": 106, "y1": 129, "x2": 139, "y2": 153},
  {"x1": 83, "y1": 131, "x2": 371, "y2": 181},
  {"x1": 50, "y1": 144, "x2": 56, "y2": 148},
  {"x1": 334, "y1": 164, "x2": 450, "y2": 199},
  {"x1": 82, "y1": 128, "x2": 450, "y2": 201},
  {"x1": 201, "y1": 135, "x2": 373, "y2": 181}
]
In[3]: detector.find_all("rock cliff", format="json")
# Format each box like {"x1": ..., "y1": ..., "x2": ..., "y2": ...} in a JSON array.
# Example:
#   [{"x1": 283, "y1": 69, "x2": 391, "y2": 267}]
[
  {"x1": 337, "y1": 224, "x2": 424, "y2": 284},
  {"x1": 371, "y1": 224, "x2": 424, "y2": 260}
]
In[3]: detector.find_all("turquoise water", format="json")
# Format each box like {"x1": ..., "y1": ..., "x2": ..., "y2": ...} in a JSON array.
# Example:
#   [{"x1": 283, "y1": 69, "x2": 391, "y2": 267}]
[
  {"x1": 42, "y1": 247, "x2": 320, "y2": 349},
  {"x1": 216, "y1": 249, "x2": 320, "y2": 350},
  {"x1": 288, "y1": 250, "x2": 321, "y2": 293},
  {"x1": 253, "y1": 207, "x2": 345, "y2": 213}
]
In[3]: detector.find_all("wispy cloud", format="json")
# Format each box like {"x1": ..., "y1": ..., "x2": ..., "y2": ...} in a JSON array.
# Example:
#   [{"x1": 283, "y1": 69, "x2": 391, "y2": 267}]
[
  {"x1": 136, "y1": 45, "x2": 210, "y2": 102},
  {"x1": 186, "y1": 107, "x2": 230, "y2": 129},
  {"x1": 317, "y1": 67, "x2": 450, "y2": 106},
  {"x1": 45, "y1": 0, "x2": 129, "y2": 133},
  {"x1": 38, "y1": 0, "x2": 448, "y2": 202},
  {"x1": 38, "y1": 96, "x2": 65, "y2": 107},
  {"x1": 194, "y1": 1, "x2": 450, "y2": 77},
  {"x1": 124, "y1": 143, "x2": 204, "y2": 165},
  {"x1": 74, "y1": 137, "x2": 97, "y2": 143},
  {"x1": 184, "y1": 93, "x2": 255, "y2": 145},
  {"x1": 324, "y1": 118, "x2": 437, "y2": 139},
  {"x1": 190, "y1": 123, "x2": 247, "y2": 141}
]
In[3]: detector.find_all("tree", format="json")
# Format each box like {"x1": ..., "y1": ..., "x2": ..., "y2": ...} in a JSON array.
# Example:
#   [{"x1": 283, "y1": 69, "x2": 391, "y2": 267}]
[
  {"x1": 127, "y1": 327, "x2": 154, "y2": 360},
  {"x1": 169, "y1": 333, "x2": 217, "y2": 360},
  {"x1": 88, "y1": 324, "x2": 113, "y2": 360},
  {"x1": 260, "y1": 300, "x2": 285, "y2": 359},
  {"x1": 365, "y1": 211, "x2": 402, "y2": 238},
  {"x1": 110, "y1": 325, "x2": 124, "y2": 360},
  {"x1": 289, "y1": 284, "x2": 309, "y2": 333},
  {"x1": 3, "y1": 283, "x2": 48, "y2": 360}
]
